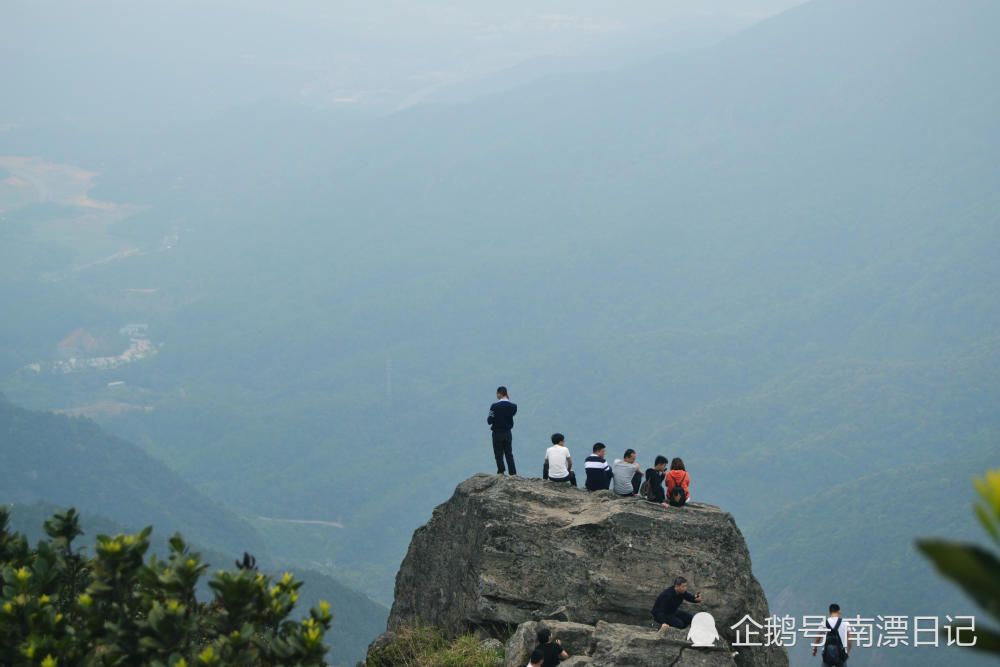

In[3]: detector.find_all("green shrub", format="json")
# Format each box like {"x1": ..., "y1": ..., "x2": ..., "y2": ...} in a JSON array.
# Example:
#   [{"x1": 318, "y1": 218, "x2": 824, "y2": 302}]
[
  {"x1": 366, "y1": 625, "x2": 502, "y2": 667},
  {"x1": 0, "y1": 507, "x2": 332, "y2": 665}
]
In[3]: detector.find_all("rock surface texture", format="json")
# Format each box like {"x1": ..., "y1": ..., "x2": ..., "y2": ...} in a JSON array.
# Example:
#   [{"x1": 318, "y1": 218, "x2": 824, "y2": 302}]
[
  {"x1": 504, "y1": 620, "x2": 738, "y2": 667},
  {"x1": 379, "y1": 474, "x2": 787, "y2": 666}
]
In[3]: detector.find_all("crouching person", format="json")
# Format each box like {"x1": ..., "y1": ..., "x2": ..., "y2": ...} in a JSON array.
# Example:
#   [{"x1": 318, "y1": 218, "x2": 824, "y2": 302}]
[
  {"x1": 652, "y1": 576, "x2": 702, "y2": 629},
  {"x1": 536, "y1": 627, "x2": 569, "y2": 666}
]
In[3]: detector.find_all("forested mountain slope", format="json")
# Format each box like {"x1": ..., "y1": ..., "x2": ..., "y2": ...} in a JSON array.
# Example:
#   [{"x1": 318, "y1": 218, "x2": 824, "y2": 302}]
[
  {"x1": 1, "y1": 3, "x2": 997, "y2": 652},
  {"x1": 5, "y1": 501, "x2": 387, "y2": 667}
]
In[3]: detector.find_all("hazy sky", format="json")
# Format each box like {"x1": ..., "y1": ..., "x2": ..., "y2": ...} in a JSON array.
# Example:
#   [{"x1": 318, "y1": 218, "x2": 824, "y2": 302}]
[
  {"x1": 1, "y1": 5, "x2": 998, "y2": 660},
  {"x1": 1, "y1": 0, "x2": 807, "y2": 123}
]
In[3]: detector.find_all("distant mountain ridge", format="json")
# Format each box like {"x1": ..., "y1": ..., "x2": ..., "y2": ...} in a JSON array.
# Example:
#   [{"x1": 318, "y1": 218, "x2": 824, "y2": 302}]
[
  {"x1": 0, "y1": 4, "x2": 997, "y2": 663},
  {"x1": 0, "y1": 397, "x2": 389, "y2": 666},
  {"x1": 0, "y1": 393, "x2": 261, "y2": 555}
]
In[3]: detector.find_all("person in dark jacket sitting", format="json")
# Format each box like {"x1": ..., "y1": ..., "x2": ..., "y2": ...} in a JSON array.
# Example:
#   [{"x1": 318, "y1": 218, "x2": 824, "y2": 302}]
[
  {"x1": 584, "y1": 442, "x2": 613, "y2": 491},
  {"x1": 644, "y1": 455, "x2": 669, "y2": 506},
  {"x1": 652, "y1": 576, "x2": 702, "y2": 629}
]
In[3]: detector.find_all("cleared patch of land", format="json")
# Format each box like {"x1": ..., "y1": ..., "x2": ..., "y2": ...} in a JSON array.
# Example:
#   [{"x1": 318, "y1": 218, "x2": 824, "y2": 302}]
[
  {"x1": 256, "y1": 516, "x2": 345, "y2": 528},
  {"x1": 0, "y1": 155, "x2": 146, "y2": 274},
  {"x1": 54, "y1": 401, "x2": 154, "y2": 419}
]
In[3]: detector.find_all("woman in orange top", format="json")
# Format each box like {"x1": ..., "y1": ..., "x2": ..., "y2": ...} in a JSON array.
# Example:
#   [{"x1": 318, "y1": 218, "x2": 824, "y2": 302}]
[{"x1": 665, "y1": 457, "x2": 690, "y2": 507}]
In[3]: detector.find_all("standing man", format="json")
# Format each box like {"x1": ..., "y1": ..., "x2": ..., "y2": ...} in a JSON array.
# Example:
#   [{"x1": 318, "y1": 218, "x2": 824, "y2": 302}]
[
  {"x1": 584, "y1": 442, "x2": 613, "y2": 491},
  {"x1": 612, "y1": 448, "x2": 643, "y2": 497},
  {"x1": 652, "y1": 576, "x2": 702, "y2": 629},
  {"x1": 812, "y1": 603, "x2": 852, "y2": 666},
  {"x1": 488, "y1": 386, "x2": 517, "y2": 475}
]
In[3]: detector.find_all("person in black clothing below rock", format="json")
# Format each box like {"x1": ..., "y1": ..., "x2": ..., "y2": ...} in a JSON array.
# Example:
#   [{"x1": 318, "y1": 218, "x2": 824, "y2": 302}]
[
  {"x1": 644, "y1": 455, "x2": 670, "y2": 507},
  {"x1": 584, "y1": 442, "x2": 613, "y2": 491},
  {"x1": 536, "y1": 627, "x2": 568, "y2": 667},
  {"x1": 487, "y1": 386, "x2": 517, "y2": 475},
  {"x1": 652, "y1": 576, "x2": 702, "y2": 629}
]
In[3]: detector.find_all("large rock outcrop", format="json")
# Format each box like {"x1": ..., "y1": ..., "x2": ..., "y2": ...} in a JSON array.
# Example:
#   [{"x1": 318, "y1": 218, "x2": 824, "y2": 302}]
[
  {"x1": 378, "y1": 474, "x2": 786, "y2": 666},
  {"x1": 503, "y1": 620, "x2": 739, "y2": 667}
]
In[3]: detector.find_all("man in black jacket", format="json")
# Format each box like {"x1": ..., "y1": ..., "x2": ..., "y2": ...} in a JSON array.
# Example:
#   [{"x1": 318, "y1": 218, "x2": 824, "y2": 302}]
[
  {"x1": 652, "y1": 576, "x2": 702, "y2": 629},
  {"x1": 487, "y1": 386, "x2": 517, "y2": 475},
  {"x1": 644, "y1": 455, "x2": 669, "y2": 506}
]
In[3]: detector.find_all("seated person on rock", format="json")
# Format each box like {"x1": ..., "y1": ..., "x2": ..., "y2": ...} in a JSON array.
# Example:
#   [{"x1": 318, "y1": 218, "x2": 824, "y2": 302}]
[
  {"x1": 644, "y1": 455, "x2": 670, "y2": 507},
  {"x1": 527, "y1": 647, "x2": 545, "y2": 667},
  {"x1": 543, "y1": 433, "x2": 577, "y2": 486},
  {"x1": 665, "y1": 457, "x2": 691, "y2": 507},
  {"x1": 612, "y1": 448, "x2": 643, "y2": 497},
  {"x1": 584, "y1": 442, "x2": 613, "y2": 491},
  {"x1": 536, "y1": 627, "x2": 569, "y2": 667},
  {"x1": 652, "y1": 576, "x2": 702, "y2": 630}
]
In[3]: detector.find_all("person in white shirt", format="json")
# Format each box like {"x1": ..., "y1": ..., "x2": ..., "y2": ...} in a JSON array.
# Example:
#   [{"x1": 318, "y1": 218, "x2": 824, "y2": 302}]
[
  {"x1": 526, "y1": 647, "x2": 544, "y2": 667},
  {"x1": 544, "y1": 433, "x2": 576, "y2": 486},
  {"x1": 811, "y1": 603, "x2": 852, "y2": 666}
]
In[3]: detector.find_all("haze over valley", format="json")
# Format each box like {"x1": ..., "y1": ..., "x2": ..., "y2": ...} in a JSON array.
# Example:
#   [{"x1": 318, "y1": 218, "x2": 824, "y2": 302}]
[{"x1": 2, "y1": 1, "x2": 998, "y2": 664}]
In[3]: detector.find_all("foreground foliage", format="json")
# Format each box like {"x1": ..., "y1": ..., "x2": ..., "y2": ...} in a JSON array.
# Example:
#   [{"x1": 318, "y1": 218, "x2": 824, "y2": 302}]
[
  {"x1": 365, "y1": 626, "x2": 503, "y2": 667},
  {"x1": 917, "y1": 468, "x2": 1000, "y2": 656},
  {"x1": 0, "y1": 507, "x2": 331, "y2": 666}
]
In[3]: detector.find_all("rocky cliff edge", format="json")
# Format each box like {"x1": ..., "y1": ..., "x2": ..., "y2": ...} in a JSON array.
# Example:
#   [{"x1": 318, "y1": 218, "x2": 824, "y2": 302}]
[{"x1": 372, "y1": 474, "x2": 787, "y2": 667}]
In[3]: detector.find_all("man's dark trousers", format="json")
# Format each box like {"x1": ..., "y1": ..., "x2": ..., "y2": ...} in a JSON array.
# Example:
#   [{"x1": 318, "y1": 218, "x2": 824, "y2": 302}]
[
  {"x1": 631, "y1": 471, "x2": 643, "y2": 495},
  {"x1": 664, "y1": 610, "x2": 693, "y2": 629},
  {"x1": 493, "y1": 431, "x2": 516, "y2": 475}
]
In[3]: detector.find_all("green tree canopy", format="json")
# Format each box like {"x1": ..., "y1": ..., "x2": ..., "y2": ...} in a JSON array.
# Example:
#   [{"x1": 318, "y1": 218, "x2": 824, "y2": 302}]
[{"x1": 0, "y1": 507, "x2": 332, "y2": 666}]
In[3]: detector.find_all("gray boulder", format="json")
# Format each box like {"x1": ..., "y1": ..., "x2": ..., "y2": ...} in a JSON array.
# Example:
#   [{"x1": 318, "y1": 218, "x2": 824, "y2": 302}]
[
  {"x1": 504, "y1": 620, "x2": 737, "y2": 667},
  {"x1": 504, "y1": 621, "x2": 596, "y2": 667},
  {"x1": 385, "y1": 474, "x2": 786, "y2": 667}
]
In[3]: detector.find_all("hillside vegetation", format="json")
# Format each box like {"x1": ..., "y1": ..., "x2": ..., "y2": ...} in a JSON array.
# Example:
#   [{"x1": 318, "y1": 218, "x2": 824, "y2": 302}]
[
  {"x1": 0, "y1": 507, "x2": 332, "y2": 666},
  {"x1": 0, "y1": 3, "x2": 997, "y2": 664},
  {"x1": 0, "y1": 402, "x2": 388, "y2": 666}
]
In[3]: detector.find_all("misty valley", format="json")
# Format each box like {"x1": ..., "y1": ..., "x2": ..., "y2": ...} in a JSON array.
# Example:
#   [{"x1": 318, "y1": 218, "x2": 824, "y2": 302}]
[{"x1": 2, "y1": 0, "x2": 999, "y2": 665}]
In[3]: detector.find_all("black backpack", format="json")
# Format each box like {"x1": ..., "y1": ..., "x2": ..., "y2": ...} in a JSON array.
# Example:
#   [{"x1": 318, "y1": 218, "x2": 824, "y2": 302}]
[
  {"x1": 822, "y1": 618, "x2": 848, "y2": 664},
  {"x1": 641, "y1": 469, "x2": 664, "y2": 502},
  {"x1": 668, "y1": 473, "x2": 688, "y2": 506}
]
